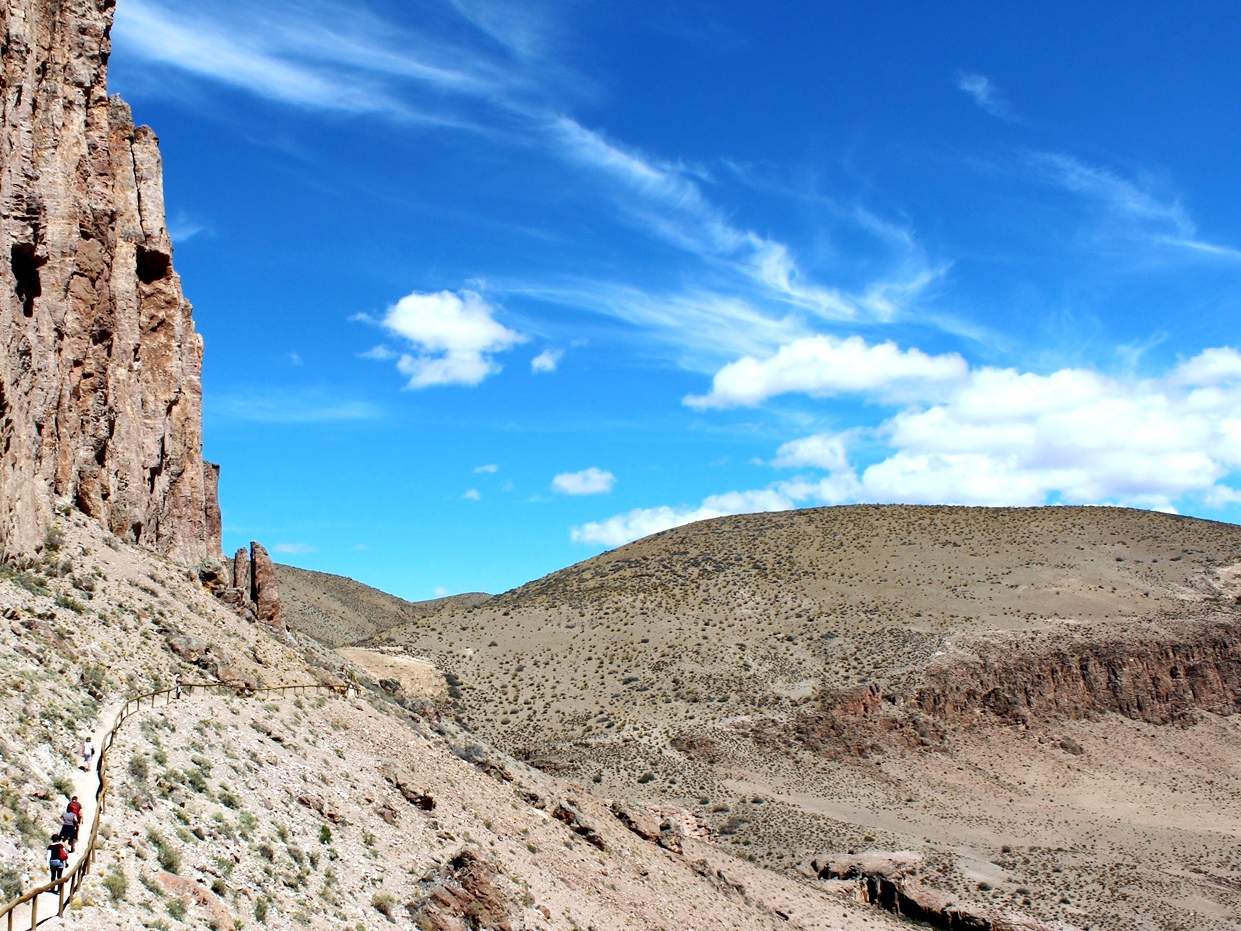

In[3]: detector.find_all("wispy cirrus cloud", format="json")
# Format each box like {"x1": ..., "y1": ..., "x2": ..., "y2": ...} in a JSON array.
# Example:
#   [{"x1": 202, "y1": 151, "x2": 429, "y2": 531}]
[
  {"x1": 115, "y1": 0, "x2": 941, "y2": 364},
  {"x1": 272, "y1": 542, "x2": 317, "y2": 554},
  {"x1": 207, "y1": 389, "x2": 382, "y2": 423},
  {"x1": 1033, "y1": 152, "x2": 1241, "y2": 261},
  {"x1": 114, "y1": 0, "x2": 524, "y2": 125},
  {"x1": 550, "y1": 118, "x2": 939, "y2": 324},
  {"x1": 957, "y1": 72, "x2": 1013, "y2": 119}
]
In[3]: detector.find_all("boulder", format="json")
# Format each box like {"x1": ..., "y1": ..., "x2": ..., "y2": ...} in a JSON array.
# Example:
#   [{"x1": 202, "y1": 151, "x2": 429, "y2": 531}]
[
  {"x1": 167, "y1": 634, "x2": 210, "y2": 663},
  {"x1": 381, "y1": 762, "x2": 437, "y2": 810},
  {"x1": 552, "y1": 801, "x2": 607, "y2": 850}
]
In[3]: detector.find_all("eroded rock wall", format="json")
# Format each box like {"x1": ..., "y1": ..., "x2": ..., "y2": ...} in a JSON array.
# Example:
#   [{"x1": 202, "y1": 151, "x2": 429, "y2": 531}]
[
  {"x1": 0, "y1": 0, "x2": 220, "y2": 563},
  {"x1": 915, "y1": 618, "x2": 1241, "y2": 725}
]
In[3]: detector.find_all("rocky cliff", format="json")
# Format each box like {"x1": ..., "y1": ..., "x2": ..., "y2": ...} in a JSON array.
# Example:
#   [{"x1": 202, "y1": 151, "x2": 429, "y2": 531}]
[{"x1": 0, "y1": 0, "x2": 220, "y2": 563}]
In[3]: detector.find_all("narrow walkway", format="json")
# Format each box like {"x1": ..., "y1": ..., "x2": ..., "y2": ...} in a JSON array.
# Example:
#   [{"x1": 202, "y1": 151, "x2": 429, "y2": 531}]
[{"x1": 7, "y1": 703, "x2": 122, "y2": 930}]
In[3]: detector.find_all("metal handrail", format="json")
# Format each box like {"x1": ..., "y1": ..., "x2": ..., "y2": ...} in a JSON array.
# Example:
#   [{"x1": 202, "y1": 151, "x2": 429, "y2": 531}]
[{"x1": 0, "y1": 680, "x2": 359, "y2": 929}]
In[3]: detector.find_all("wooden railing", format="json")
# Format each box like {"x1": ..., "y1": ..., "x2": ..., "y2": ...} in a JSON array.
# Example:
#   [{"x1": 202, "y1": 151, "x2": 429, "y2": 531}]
[{"x1": 0, "y1": 680, "x2": 359, "y2": 930}]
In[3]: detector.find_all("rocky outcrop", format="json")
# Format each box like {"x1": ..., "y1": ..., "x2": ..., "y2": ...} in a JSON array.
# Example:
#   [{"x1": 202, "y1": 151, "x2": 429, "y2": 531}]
[
  {"x1": 0, "y1": 0, "x2": 220, "y2": 563},
  {"x1": 217, "y1": 542, "x2": 285, "y2": 633},
  {"x1": 250, "y1": 542, "x2": 284, "y2": 632},
  {"x1": 407, "y1": 847, "x2": 519, "y2": 931},
  {"x1": 800, "y1": 852, "x2": 1062, "y2": 931},
  {"x1": 165, "y1": 633, "x2": 258, "y2": 690},
  {"x1": 916, "y1": 618, "x2": 1241, "y2": 726},
  {"x1": 232, "y1": 547, "x2": 252, "y2": 601}
]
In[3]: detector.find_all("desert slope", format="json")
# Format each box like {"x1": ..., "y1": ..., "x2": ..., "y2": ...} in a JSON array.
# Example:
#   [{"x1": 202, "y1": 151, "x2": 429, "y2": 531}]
[
  {"x1": 277, "y1": 562, "x2": 489, "y2": 647},
  {"x1": 0, "y1": 509, "x2": 901, "y2": 931},
  {"x1": 370, "y1": 504, "x2": 1241, "y2": 931}
]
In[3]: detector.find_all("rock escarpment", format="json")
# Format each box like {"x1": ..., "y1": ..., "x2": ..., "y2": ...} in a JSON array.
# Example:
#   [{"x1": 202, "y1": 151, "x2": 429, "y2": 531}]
[
  {"x1": 0, "y1": 0, "x2": 220, "y2": 563},
  {"x1": 915, "y1": 615, "x2": 1241, "y2": 725}
]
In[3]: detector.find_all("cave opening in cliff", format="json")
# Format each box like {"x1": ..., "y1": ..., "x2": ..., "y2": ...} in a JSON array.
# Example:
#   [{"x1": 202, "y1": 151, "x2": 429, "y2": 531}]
[
  {"x1": 136, "y1": 246, "x2": 171, "y2": 284},
  {"x1": 11, "y1": 243, "x2": 44, "y2": 316}
]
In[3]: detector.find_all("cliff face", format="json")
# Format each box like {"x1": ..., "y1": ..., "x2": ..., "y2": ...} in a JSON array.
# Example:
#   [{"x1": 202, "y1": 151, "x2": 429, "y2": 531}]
[
  {"x1": 0, "y1": 0, "x2": 220, "y2": 563},
  {"x1": 915, "y1": 616, "x2": 1241, "y2": 726}
]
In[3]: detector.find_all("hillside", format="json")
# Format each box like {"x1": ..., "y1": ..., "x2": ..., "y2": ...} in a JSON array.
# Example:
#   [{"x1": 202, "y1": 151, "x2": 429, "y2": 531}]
[
  {"x1": 276, "y1": 562, "x2": 490, "y2": 646},
  {"x1": 0, "y1": 508, "x2": 912, "y2": 931},
  {"x1": 370, "y1": 504, "x2": 1241, "y2": 931}
]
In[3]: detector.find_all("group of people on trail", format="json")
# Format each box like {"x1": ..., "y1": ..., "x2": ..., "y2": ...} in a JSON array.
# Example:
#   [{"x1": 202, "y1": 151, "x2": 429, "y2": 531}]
[{"x1": 47, "y1": 796, "x2": 81, "y2": 883}]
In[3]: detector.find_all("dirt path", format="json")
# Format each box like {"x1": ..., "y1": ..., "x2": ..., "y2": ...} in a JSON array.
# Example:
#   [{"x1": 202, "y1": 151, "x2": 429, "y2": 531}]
[{"x1": 6, "y1": 702, "x2": 122, "y2": 929}]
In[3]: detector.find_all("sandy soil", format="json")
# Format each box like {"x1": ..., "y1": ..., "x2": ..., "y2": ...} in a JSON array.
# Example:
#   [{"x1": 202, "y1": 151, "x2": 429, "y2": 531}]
[{"x1": 336, "y1": 647, "x2": 447, "y2": 698}]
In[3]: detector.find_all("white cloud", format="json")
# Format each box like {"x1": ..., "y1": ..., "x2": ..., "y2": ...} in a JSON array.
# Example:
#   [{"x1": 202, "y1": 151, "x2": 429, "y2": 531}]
[
  {"x1": 360, "y1": 345, "x2": 397, "y2": 360},
  {"x1": 686, "y1": 335, "x2": 968, "y2": 408},
  {"x1": 551, "y1": 119, "x2": 938, "y2": 324},
  {"x1": 571, "y1": 489, "x2": 789, "y2": 546},
  {"x1": 463, "y1": 488, "x2": 481, "y2": 500},
  {"x1": 167, "y1": 213, "x2": 205, "y2": 243},
  {"x1": 957, "y1": 72, "x2": 1011, "y2": 119},
  {"x1": 271, "y1": 542, "x2": 317, "y2": 554},
  {"x1": 578, "y1": 346, "x2": 1241, "y2": 547},
  {"x1": 207, "y1": 390, "x2": 381, "y2": 423},
  {"x1": 552, "y1": 467, "x2": 616, "y2": 495},
  {"x1": 772, "y1": 432, "x2": 853, "y2": 472},
  {"x1": 381, "y1": 289, "x2": 525, "y2": 388},
  {"x1": 287, "y1": 351, "x2": 303, "y2": 366},
  {"x1": 433, "y1": 586, "x2": 451, "y2": 597},
  {"x1": 474, "y1": 463, "x2": 499, "y2": 474},
  {"x1": 531, "y1": 348, "x2": 563, "y2": 373},
  {"x1": 114, "y1": 0, "x2": 510, "y2": 124},
  {"x1": 1034, "y1": 153, "x2": 1241, "y2": 261},
  {"x1": 1170, "y1": 347, "x2": 1241, "y2": 386}
]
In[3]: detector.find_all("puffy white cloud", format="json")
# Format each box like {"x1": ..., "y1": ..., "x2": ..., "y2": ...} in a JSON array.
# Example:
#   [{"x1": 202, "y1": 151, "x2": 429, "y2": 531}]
[
  {"x1": 552, "y1": 467, "x2": 616, "y2": 495},
  {"x1": 531, "y1": 348, "x2": 563, "y2": 373},
  {"x1": 1170, "y1": 346, "x2": 1241, "y2": 386},
  {"x1": 381, "y1": 289, "x2": 525, "y2": 388},
  {"x1": 462, "y1": 488, "x2": 481, "y2": 500},
  {"x1": 772, "y1": 431, "x2": 853, "y2": 472},
  {"x1": 577, "y1": 346, "x2": 1241, "y2": 549},
  {"x1": 570, "y1": 488, "x2": 794, "y2": 547},
  {"x1": 868, "y1": 360, "x2": 1239, "y2": 507},
  {"x1": 685, "y1": 335, "x2": 967, "y2": 409},
  {"x1": 474, "y1": 463, "x2": 499, "y2": 474}
]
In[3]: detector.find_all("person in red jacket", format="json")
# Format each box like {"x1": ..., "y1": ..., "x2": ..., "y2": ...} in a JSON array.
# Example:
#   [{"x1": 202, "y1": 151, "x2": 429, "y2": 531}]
[{"x1": 47, "y1": 835, "x2": 68, "y2": 883}]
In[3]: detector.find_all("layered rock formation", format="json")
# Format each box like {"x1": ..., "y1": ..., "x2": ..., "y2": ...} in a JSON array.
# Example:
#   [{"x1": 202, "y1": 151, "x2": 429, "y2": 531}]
[
  {"x1": 915, "y1": 617, "x2": 1241, "y2": 725},
  {"x1": 0, "y1": 0, "x2": 220, "y2": 562}
]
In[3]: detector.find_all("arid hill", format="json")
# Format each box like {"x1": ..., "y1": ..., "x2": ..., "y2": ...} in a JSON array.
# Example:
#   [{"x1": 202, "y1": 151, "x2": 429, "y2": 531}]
[
  {"x1": 276, "y1": 562, "x2": 490, "y2": 646},
  {"x1": 370, "y1": 504, "x2": 1241, "y2": 931},
  {"x1": 0, "y1": 502, "x2": 903, "y2": 931}
]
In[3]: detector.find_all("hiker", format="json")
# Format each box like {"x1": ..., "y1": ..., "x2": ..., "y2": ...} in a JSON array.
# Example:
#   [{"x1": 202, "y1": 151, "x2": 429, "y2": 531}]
[
  {"x1": 175, "y1": 674, "x2": 183, "y2": 699},
  {"x1": 78, "y1": 738, "x2": 94, "y2": 772},
  {"x1": 67, "y1": 795, "x2": 81, "y2": 820},
  {"x1": 47, "y1": 834, "x2": 68, "y2": 884},
  {"x1": 59, "y1": 805, "x2": 79, "y2": 853}
]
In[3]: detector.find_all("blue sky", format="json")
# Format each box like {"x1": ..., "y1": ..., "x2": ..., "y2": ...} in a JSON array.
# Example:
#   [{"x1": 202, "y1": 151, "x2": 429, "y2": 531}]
[{"x1": 110, "y1": 0, "x2": 1241, "y2": 599}]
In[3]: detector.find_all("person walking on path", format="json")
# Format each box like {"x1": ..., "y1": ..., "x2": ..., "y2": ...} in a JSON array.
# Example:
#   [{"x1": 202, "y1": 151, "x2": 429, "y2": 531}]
[
  {"x1": 59, "y1": 805, "x2": 80, "y2": 853},
  {"x1": 47, "y1": 835, "x2": 68, "y2": 885},
  {"x1": 175, "y1": 674, "x2": 183, "y2": 700},
  {"x1": 67, "y1": 795, "x2": 81, "y2": 821},
  {"x1": 77, "y1": 738, "x2": 94, "y2": 772}
]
